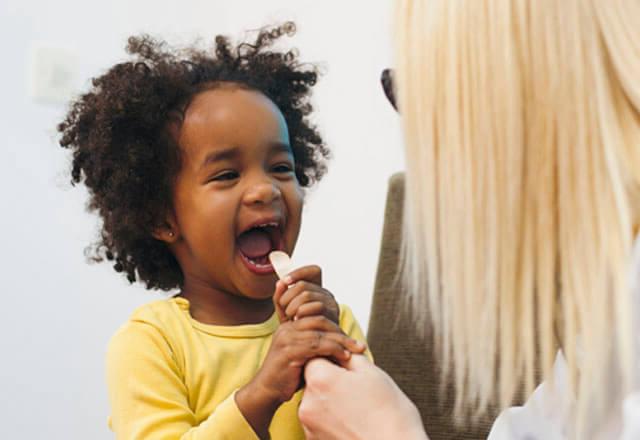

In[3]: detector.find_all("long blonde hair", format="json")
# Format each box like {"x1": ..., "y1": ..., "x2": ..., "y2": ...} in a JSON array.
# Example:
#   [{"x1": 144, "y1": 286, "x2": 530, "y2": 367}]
[{"x1": 395, "y1": 0, "x2": 640, "y2": 434}]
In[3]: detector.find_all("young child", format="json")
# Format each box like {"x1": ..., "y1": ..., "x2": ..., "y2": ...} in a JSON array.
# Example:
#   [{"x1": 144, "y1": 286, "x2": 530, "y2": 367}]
[{"x1": 58, "y1": 23, "x2": 369, "y2": 439}]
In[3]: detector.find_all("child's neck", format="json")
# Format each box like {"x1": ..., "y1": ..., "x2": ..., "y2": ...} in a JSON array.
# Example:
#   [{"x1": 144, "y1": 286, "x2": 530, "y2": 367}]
[{"x1": 177, "y1": 278, "x2": 275, "y2": 326}]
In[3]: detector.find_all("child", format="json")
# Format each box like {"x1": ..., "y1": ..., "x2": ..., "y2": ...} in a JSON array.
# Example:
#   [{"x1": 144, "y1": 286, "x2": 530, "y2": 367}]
[{"x1": 58, "y1": 23, "x2": 369, "y2": 439}]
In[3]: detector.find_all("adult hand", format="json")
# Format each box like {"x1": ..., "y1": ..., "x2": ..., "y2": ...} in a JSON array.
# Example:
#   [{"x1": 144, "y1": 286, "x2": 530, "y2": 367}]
[{"x1": 299, "y1": 355, "x2": 429, "y2": 440}]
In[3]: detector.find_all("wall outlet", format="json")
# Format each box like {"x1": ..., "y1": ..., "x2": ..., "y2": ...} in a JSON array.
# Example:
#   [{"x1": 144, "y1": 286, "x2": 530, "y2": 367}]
[{"x1": 29, "y1": 45, "x2": 78, "y2": 105}]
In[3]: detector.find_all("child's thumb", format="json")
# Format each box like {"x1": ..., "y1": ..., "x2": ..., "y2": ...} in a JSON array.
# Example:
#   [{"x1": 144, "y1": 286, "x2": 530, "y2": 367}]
[{"x1": 272, "y1": 280, "x2": 288, "y2": 322}]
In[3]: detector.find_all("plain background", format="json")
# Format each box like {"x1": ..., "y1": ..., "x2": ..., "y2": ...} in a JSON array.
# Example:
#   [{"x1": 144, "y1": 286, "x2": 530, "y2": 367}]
[{"x1": 0, "y1": 0, "x2": 404, "y2": 437}]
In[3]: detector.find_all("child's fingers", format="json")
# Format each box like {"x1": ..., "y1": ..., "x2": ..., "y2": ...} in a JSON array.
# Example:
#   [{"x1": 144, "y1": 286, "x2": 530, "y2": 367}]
[
  {"x1": 330, "y1": 332, "x2": 367, "y2": 355},
  {"x1": 292, "y1": 315, "x2": 341, "y2": 333},
  {"x1": 285, "y1": 290, "x2": 327, "y2": 319},
  {"x1": 273, "y1": 280, "x2": 288, "y2": 322},
  {"x1": 288, "y1": 331, "x2": 354, "y2": 367},
  {"x1": 316, "y1": 330, "x2": 367, "y2": 355},
  {"x1": 279, "y1": 281, "x2": 332, "y2": 312},
  {"x1": 278, "y1": 280, "x2": 311, "y2": 310},
  {"x1": 281, "y1": 265, "x2": 322, "y2": 287},
  {"x1": 292, "y1": 316, "x2": 367, "y2": 354},
  {"x1": 293, "y1": 301, "x2": 325, "y2": 320}
]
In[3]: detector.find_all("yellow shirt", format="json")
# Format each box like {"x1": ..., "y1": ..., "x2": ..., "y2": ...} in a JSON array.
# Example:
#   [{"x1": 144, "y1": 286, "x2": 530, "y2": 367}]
[{"x1": 106, "y1": 296, "x2": 369, "y2": 439}]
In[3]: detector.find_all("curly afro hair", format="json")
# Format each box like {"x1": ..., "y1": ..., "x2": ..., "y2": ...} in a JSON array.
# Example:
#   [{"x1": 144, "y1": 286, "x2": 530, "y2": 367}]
[{"x1": 58, "y1": 22, "x2": 329, "y2": 291}]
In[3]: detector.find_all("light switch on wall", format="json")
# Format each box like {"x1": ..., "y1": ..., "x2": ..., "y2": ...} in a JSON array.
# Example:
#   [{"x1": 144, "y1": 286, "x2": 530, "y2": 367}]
[{"x1": 28, "y1": 45, "x2": 79, "y2": 105}]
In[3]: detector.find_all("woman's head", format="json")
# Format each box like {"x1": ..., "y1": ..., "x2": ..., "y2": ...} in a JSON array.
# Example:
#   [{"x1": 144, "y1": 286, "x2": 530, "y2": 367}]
[
  {"x1": 395, "y1": 0, "x2": 640, "y2": 431},
  {"x1": 58, "y1": 23, "x2": 328, "y2": 291}
]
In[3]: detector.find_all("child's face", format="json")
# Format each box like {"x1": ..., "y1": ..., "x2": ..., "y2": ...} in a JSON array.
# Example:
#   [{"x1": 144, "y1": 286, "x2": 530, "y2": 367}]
[{"x1": 168, "y1": 85, "x2": 304, "y2": 300}]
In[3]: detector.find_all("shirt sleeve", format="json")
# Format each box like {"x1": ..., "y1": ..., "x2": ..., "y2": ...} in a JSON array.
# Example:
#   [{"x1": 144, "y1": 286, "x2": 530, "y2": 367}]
[
  {"x1": 490, "y1": 235, "x2": 640, "y2": 439},
  {"x1": 106, "y1": 321, "x2": 259, "y2": 440},
  {"x1": 487, "y1": 351, "x2": 640, "y2": 440},
  {"x1": 487, "y1": 351, "x2": 572, "y2": 440},
  {"x1": 621, "y1": 392, "x2": 640, "y2": 440},
  {"x1": 338, "y1": 304, "x2": 374, "y2": 362}
]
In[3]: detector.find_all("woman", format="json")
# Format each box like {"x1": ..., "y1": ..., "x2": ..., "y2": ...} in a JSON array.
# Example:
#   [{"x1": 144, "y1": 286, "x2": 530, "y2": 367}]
[{"x1": 299, "y1": 1, "x2": 640, "y2": 439}]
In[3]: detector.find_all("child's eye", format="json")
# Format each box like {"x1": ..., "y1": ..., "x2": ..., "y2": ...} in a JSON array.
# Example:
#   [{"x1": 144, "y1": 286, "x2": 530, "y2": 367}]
[
  {"x1": 210, "y1": 171, "x2": 239, "y2": 182},
  {"x1": 272, "y1": 163, "x2": 294, "y2": 174}
]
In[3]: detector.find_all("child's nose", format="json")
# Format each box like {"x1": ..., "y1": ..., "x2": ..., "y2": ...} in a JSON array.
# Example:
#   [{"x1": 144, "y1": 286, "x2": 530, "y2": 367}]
[{"x1": 243, "y1": 179, "x2": 282, "y2": 206}]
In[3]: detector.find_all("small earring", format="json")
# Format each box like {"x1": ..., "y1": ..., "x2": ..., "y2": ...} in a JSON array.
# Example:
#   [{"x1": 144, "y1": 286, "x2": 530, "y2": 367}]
[{"x1": 168, "y1": 231, "x2": 175, "y2": 237}]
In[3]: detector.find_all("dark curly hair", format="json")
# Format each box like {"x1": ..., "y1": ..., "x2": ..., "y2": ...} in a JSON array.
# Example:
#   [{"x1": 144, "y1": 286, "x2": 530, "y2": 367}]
[{"x1": 58, "y1": 22, "x2": 329, "y2": 291}]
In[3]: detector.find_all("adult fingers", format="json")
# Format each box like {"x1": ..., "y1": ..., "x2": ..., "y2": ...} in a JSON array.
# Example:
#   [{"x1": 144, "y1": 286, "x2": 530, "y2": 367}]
[
  {"x1": 303, "y1": 357, "x2": 346, "y2": 389},
  {"x1": 305, "y1": 356, "x2": 345, "y2": 378},
  {"x1": 301, "y1": 424, "x2": 316, "y2": 440},
  {"x1": 344, "y1": 353, "x2": 374, "y2": 371}
]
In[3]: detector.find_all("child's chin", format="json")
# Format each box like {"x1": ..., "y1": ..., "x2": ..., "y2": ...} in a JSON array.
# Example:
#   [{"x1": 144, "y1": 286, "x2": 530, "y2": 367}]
[
  {"x1": 240, "y1": 280, "x2": 278, "y2": 300},
  {"x1": 245, "y1": 291, "x2": 273, "y2": 300}
]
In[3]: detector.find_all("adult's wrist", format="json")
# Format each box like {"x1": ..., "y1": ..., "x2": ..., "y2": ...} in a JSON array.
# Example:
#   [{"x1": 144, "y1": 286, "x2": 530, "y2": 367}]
[
  {"x1": 399, "y1": 404, "x2": 429, "y2": 440},
  {"x1": 376, "y1": 391, "x2": 428, "y2": 439}
]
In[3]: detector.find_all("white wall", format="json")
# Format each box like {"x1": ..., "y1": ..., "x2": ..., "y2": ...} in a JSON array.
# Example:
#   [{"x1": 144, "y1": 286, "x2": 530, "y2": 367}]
[{"x1": 0, "y1": 0, "x2": 404, "y2": 438}]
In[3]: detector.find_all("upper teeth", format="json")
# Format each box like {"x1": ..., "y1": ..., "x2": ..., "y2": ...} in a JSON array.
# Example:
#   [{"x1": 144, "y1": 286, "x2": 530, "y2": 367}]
[{"x1": 254, "y1": 222, "x2": 278, "y2": 229}]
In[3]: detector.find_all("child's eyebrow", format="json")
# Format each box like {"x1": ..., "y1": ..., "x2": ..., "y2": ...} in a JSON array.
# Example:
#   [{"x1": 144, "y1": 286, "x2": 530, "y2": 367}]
[
  {"x1": 269, "y1": 142, "x2": 293, "y2": 156},
  {"x1": 200, "y1": 147, "x2": 240, "y2": 169},
  {"x1": 200, "y1": 142, "x2": 292, "y2": 169}
]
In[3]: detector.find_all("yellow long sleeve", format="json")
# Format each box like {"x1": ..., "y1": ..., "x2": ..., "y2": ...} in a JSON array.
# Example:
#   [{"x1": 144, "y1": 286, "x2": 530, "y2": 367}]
[{"x1": 106, "y1": 297, "x2": 369, "y2": 439}]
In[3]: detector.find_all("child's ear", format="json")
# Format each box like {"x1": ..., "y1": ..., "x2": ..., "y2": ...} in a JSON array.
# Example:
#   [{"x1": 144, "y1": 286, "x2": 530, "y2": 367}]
[{"x1": 152, "y1": 218, "x2": 180, "y2": 244}]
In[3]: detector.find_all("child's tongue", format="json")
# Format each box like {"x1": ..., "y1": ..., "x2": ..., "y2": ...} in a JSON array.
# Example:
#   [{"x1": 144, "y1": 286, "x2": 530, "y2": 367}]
[{"x1": 237, "y1": 229, "x2": 272, "y2": 259}]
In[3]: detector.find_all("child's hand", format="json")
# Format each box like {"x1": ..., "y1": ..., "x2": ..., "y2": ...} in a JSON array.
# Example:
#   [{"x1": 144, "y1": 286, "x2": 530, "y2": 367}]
[
  {"x1": 273, "y1": 265, "x2": 340, "y2": 325},
  {"x1": 259, "y1": 315, "x2": 363, "y2": 401},
  {"x1": 235, "y1": 315, "x2": 365, "y2": 437}
]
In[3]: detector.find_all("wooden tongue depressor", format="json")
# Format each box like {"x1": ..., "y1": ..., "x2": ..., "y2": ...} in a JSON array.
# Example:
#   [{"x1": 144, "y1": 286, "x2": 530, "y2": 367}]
[{"x1": 268, "y1": 251, "x2": 293, "y2": 280}]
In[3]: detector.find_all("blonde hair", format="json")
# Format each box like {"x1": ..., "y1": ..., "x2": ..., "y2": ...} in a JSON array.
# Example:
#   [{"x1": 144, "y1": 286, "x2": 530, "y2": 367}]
[{"x1": 395, "y1": 0, "x2": 640, "y2": 435}]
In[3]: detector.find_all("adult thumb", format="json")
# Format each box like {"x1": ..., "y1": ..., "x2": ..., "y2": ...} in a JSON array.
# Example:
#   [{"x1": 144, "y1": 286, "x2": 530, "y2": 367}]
[
  {"x1": 344, "y1": 353, "x2": 372, "y2": 371},
  {"x1": 304, "y1": 357, "x2": 344, "y2": 385}
]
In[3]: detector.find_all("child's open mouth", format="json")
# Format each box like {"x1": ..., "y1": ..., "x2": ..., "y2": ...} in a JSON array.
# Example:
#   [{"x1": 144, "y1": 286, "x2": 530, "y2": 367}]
[{"x1": 236, "y1": 221, "x2": 284, "y2": 275}]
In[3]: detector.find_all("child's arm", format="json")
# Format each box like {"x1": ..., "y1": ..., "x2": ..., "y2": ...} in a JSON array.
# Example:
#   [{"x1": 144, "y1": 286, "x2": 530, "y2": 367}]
[{"x1": 107, "y1": 322, "x2": 260, "y2": 439}]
